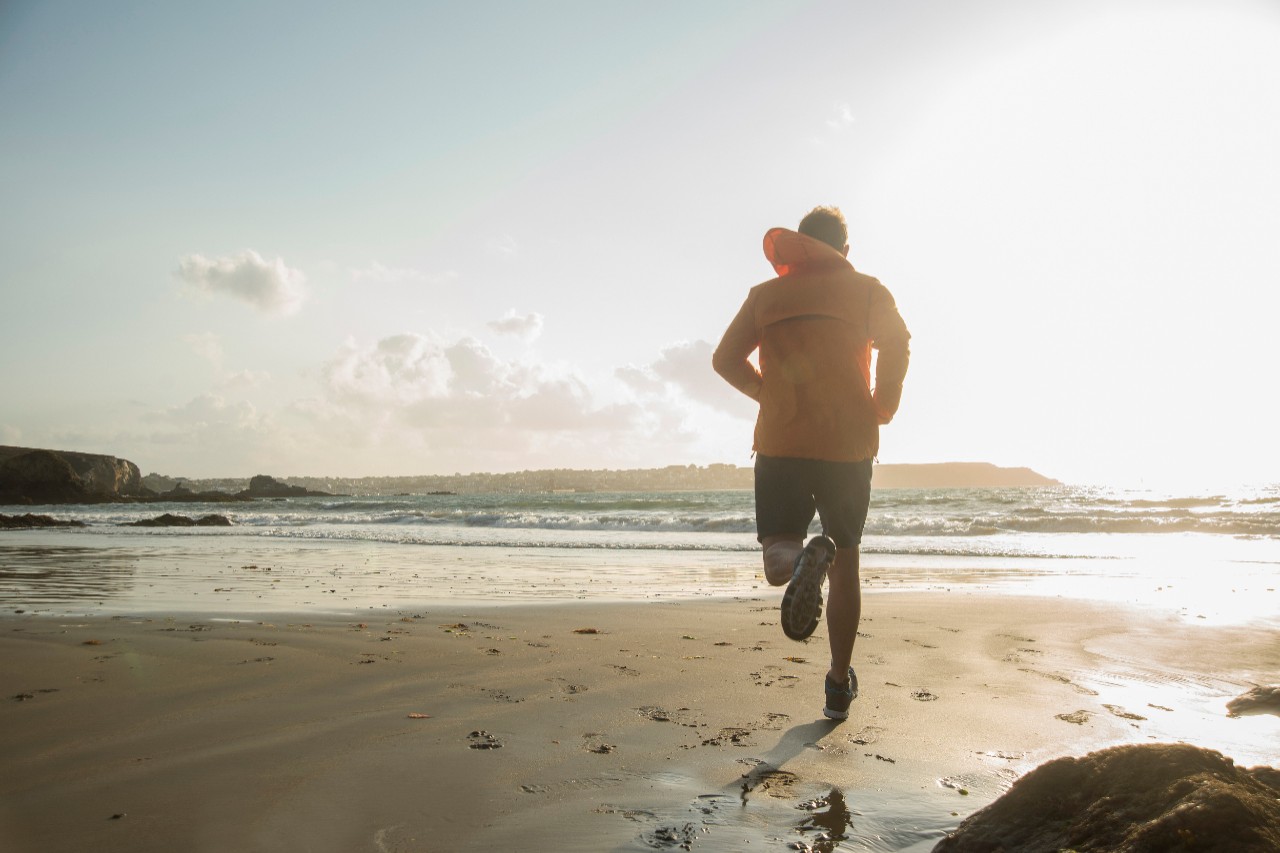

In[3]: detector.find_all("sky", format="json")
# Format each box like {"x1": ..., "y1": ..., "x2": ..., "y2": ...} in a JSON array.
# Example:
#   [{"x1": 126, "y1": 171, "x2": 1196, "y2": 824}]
[{"x1": 2, "y1": 0, "x2": 1278, "y2": 488}]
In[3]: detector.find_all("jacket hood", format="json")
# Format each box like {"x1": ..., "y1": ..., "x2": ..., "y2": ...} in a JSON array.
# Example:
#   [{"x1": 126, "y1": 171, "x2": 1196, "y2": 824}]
[{"x1": 763, "y1": 227, "x2": 849, "y2": 277}]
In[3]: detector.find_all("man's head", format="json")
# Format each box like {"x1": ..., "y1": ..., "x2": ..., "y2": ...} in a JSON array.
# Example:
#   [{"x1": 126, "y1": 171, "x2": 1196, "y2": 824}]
[{"x1": 798, "y1": 206, "x2": 849, "y2": 255}]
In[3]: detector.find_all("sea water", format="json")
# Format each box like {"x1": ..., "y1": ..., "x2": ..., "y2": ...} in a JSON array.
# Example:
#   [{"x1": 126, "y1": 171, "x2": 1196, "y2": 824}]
[{"x1": 2, "y1": 485, "x2": 1277, "y2": 621}]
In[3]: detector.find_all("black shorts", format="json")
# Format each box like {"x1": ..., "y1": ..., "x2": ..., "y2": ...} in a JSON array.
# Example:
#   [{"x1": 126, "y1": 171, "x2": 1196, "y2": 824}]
[{"x1": 754, "y1": 455, "x2": 874, "y2": 549}]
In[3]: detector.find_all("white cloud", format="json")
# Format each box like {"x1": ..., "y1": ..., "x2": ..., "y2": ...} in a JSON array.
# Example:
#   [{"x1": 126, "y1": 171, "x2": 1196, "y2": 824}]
[
  {"x1": 325, "y1": 334, "x2": 454, "y2": 406},
  {"x1": 614, "y1": 365, "x2": 663, "y2": 394},
  {"x1": 487, "y1": 309, "x2": 544, "y2": 342},
  {"x1": 176, "y1": 250, "x2": 307, "y2": 315},
  {"x1": 160, "y1": 393, "x2": 263, "y2": 430},
  {"x1": 43, "y1": 333, "x2": 753, "y2": 476},
  {"x1": 321, "y1": 333, "x2": 646, "y2": 450},
  {"x1": 617, "y1": 340, "x2": 753, "y2": 417},
  {"x1": 0, "y1": 424, "x2": 21, "y2": 444}
]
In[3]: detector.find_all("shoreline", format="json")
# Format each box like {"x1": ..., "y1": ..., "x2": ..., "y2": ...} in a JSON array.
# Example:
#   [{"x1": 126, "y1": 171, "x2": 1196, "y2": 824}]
[
  {"x1": 4, "y1": 530, "x2": 1277, "y2": 628},
  {"x1": 3, "y1": 592, "x2": 1276, "y2": 852}
]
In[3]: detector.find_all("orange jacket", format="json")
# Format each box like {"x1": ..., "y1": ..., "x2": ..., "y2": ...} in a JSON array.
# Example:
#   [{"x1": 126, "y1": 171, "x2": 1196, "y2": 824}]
[{"x1": 712, "y1": 228, "x2": 910, "y2": 462}]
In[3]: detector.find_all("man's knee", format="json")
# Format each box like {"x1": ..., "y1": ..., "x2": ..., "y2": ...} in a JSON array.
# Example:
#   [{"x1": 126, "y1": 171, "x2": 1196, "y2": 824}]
[{"x1": 762, "y1": 536, "x2": 802, "y2": 586}]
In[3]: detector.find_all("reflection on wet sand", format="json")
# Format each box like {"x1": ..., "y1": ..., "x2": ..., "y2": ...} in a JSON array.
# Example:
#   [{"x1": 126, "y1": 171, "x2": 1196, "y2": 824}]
[
  {"x1": 795, "y1": 788, "x2": 854, "y2": 852},
  {"x1": 0, "y1": 545, "x2": 139, "y2": 605},
  {"x1": 0, "y1": 533, "x2": 771, "y2": 615}
]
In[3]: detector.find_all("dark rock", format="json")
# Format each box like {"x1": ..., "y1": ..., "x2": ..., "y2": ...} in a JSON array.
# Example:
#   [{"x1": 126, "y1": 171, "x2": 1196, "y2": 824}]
[
  {"x1": 1227, "y1": 686, "x2": 1280, "y2": 718},
  {"x1": 153, "y1": 481, "x2": 250, "y2": 503},
  {"x1": 123, "y1": 513, "x2": 233, "y2": 527},
  {"x1": 0, "y1": 446, "x2": 143, "y2": 504},
  {"x1": 0, "y1": 513, "x2": 87, "y2": 529},
  {"x1": 237, "y1": 474, "x2": 331, "y2": 498},
  {"x1": 934, "y1": 743, "x2": 1280, "y2": 853},
  {"x1": 0, "y1": 451, "x2": 84, "y2": 503}
]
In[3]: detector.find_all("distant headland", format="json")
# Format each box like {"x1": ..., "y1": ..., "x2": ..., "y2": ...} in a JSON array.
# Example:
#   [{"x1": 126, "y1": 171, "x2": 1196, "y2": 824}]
[
  {"x1": 1, "y1": 445, "x2": 1059, "y2": 504},
  {"x1": 142, "y1": 461, "x2": 1060, "y2": 496}
]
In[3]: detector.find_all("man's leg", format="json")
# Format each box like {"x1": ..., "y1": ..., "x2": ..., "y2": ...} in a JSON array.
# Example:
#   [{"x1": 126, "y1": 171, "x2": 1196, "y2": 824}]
[
  {"x1": 761, "y1": 534, "x2": 804, "y2": 586},
  {"x1": 813, "y1": 457, "x2": 871, "y2": 695},
  {"x1": 825, "y1": 545, "x2": 860, "y2": 686},
  {"x1": 755, "y1": 455, "x2": 816, "y2": 588}
]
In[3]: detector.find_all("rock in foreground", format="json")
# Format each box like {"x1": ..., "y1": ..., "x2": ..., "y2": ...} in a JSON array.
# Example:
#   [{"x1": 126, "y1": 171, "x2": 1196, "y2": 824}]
[
  {"x1": 934, "y1": 743, "x2": 1280, "y2": 853},
  {"x1": 1227, "y1": 686, "x2": 1280, "y2": 718}
]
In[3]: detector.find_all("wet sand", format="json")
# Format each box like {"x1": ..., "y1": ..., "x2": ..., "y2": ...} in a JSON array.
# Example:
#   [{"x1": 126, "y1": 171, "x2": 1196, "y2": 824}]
[{"x1": 2, "y1": 593, "x2": 1276, "y2": 852}]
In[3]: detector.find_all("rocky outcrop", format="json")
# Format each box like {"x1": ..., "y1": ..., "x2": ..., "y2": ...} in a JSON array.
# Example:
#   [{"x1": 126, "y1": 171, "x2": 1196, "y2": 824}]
[
  {"x1": 0, "y1": 446, "x2": 143, "y2": 504},
  {"x1": 153, "y1": 482, "x2": 252, "y2": 503},
  {"x1": 1227, "y1": 685, "x2": 1280, "y2": 718},
  {"x1": 934, "y1": 743, "x2": 1280, "y2": 853},
  {"x1": 237, "y1": 474, "x2": 331, "y2": 498},
  {"x1": 0, "y1": 513, "x2": 87, "y2": 529},
  {"x1": 122, "y1": 513, "x2": 233, "y2": 527}
]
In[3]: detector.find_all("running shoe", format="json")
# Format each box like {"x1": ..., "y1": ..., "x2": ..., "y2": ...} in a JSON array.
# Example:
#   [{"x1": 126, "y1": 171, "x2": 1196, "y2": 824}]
[
  {"x1": 780, "y1": 534, "x2": 834, "y2": 641},
  {"x1": 823, "y1": 667, "x2": 859, "y2": 720}
]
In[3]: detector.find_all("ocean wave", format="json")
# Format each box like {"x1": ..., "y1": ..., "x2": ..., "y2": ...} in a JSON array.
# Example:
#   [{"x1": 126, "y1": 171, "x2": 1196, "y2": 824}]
[
  {"x1": 15, "y1": 486, "x2": 1280, "y2": 545},
  {"x1": 239, "y1": 526, "x2": 1093, "y2": 559}
]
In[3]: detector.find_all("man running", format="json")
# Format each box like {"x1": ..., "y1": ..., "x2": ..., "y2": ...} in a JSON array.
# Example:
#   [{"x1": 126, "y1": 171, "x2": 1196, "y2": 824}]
[{"x1": 712, "y1": 206, "x2": 910, "y2": 720}]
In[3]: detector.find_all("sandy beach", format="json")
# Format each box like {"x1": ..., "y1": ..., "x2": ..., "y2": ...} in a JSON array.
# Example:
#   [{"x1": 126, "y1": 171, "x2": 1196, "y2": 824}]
[{"x1": 3, "y1": 589, "x2": 1276, "y2": 852}]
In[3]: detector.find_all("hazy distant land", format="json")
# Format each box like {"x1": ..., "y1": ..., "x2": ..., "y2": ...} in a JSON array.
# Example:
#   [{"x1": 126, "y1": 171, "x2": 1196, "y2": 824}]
[
  {"x1": 3, "y1": 445, "x2": 1058, "y2": 504},
  {"x1": 142, "y1": 462, "x2": 1060, "y2": 496}
]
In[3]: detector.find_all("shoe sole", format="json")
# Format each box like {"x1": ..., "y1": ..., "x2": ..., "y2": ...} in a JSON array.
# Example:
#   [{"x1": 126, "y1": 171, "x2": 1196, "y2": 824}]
[{"x1": 781, "y1": 539, "x2": 830, "y2": 641}]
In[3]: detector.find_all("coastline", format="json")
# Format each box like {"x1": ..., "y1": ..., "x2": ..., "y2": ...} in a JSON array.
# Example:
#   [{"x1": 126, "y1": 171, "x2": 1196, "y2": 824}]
[{"x1": 3, "y1": 592, "x2": 1276, "y2": 852}]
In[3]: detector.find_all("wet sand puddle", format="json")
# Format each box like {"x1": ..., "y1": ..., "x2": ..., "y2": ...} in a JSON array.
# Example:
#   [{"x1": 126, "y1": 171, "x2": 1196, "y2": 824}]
[
  {"x1": 1062, "y1": 643, "x2": 1280, "y2": 767},
  {"x1": 597, "y1": 763, "x2": 957, "y2": 852}
]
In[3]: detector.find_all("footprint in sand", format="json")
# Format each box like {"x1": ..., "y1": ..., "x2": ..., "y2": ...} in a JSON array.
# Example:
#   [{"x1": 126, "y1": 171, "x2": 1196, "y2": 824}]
[
  {"x1": 1002, "y1": 647, "x2": 1044, "y2": 663},
  {"x1": 548, "y1": 677, "x2": 587, "y2": 695},
  {"x1": 750, "y1": 669, "x2": 801, "y2": 689},
  {"x1": 642, "y1": 823, "x2": 700, "y2": 849},
  {"x1": 594, "y1": 804, "x2": 656, "y2": 822},
  {"x1": 637, "y1": 706, "x2": 676, "y2": 722},
  {"x1": 739, "y1": 763, "x2": 799, "y2": 799},
  {"x1": 701, "y1": 727, "x2": 753, "y2": 747},
  {"x1": 757, "y1": 712, "x2": 790, "y2": 730},
  {"x1": 467, "y1": 730, "x2": 503, "y2": 749},
  {"x1": 1019, "y1": 668, "x2": 1099, "y2": 696},
  {"x1": 585, "y1": 741, "x2": 616, "y2": 754},
  {"x1": 848, "y1": 725, "x2": 884, "y2": 745}
]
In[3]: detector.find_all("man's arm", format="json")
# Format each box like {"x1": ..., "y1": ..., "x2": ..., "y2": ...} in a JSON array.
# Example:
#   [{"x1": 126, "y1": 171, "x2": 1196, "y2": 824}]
[
  {"x1": 712, "y1": 294, "x2": 763, "y2": 401},
  {"x1": 869, "y1": 284, "x2": 910, "y2": 424}
]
